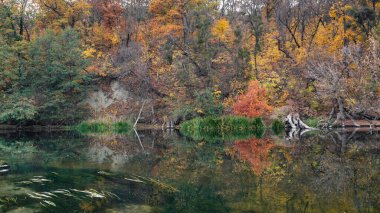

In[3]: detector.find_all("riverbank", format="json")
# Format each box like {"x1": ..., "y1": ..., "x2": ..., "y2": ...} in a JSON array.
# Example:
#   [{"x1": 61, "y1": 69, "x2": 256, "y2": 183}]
[
  {"x1": 333, "y1": 120, "x2": 380, "y2": 128},
  {"x1": 0, "y1": 119, "x2": 379, "y2": 132},
  {"x1": 0, "y1": 125, "x2": 70, "y2": 131}
]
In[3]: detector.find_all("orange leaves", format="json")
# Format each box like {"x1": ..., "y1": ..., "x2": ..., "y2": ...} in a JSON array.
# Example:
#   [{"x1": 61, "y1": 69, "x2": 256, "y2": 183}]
[
  {"x1": 233, "y1": 138, "x2": 275, "y2": 175},
  {"x1": 148, "y1": 0, "x2": 184, "y2": 39},
  {"x1": 91, "y1": 0, "x2": 124, "y2": 30},
  {"x1": 91, "y1": 23, "x2": 120, "y2": 51},
  {"x1": 233, "y1": 80, "x2": 273, "y2": 118}
]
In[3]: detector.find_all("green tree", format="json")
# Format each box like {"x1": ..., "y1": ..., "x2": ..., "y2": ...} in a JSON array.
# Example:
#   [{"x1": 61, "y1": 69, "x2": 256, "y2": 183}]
[
  {"x1": 0, "y1": 28, "x2": 91, "y2": 125},
  {"x1": 24, "y1": 29, "x2": 91, "y2": 124}
]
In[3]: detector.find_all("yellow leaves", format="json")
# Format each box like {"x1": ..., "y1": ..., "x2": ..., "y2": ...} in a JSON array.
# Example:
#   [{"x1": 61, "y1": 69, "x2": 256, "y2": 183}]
[
  {"x1": 294, "y1": 47, "x2": 308, "y2": 64},
  {"x1": 91, "y1": 23, "x2": 120, "y2": 50},
  {"x1": 316, "y1": 2, "x2": 365, "y2": 51},
  {"x1": 37, "y1": 0, "x2": 91, "y2": 30},
  {"x1": 196, "y1": 108, "x2": 204, "y2": 114},
  {"x1": 344, "y1": 4, "x2": 353, "y2": 11},
  {"x1": 110, "y1": 34, "x2": 120, "y2": 45},
  {"x1": 213, "y1": 89, "x2": 222, "y2": 98},
  {"x1": 97, "y1": 51, "x2": 103, "y2": 58},
  {"x1": 82, "y1": 48, "x2": 96, "y2": 59},
  {"x1": 223, "y1": 96, "x2": 235, "y2": 109},
  {"x1": 73, "y1": 0, "x2": 92, "y2": 16},
  {"x1": 315, "y1": 25, "x2": 342, "y2": 52},
  {"x1": 253, "y1": 31, "x2": 282, "y2": 72},
  {"x1": 211, "y1": 18, "x2": 230, "y2": 41},
  {"x1": 329, "y1": 7, "x2": 339, "y2": 20},
  {"x1": 349, "y1": 63, "x2": 357, "y2": 70}
]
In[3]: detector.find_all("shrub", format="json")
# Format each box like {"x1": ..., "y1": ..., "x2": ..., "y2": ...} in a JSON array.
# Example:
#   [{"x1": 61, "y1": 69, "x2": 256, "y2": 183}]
[
  {"x1": 233, "y1": 80, "x2": 272, "y2": 118},
  {"x1": 271, "y1": 119, "x2": 285, "y2": 135}
]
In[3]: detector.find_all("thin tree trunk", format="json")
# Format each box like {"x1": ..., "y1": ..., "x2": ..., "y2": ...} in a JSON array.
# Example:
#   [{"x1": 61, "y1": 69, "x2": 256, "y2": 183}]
[{"x1": 134, "y1": 100, "x2": 146, "y2": 128}]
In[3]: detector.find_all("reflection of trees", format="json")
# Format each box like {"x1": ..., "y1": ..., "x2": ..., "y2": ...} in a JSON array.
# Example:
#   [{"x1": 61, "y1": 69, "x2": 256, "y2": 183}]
[
  {"x1": 276, "y1": 130, "x2": 380, "y2": 212},
  {"x1": 1, "y1": 130, "x2": 379, "y2": 212},
  {"x1": 233, "y1": 138, "x2": 275, "y2": 175},
  {"x1": 228, "y1": 130, "x2": 380, "y2": 212}
]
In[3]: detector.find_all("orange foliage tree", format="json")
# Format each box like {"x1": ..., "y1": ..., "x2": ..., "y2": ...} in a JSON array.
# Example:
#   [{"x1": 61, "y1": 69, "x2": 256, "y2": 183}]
[
  {"x1": 233, "y1": 80, "x2": 273, "y2": 117},
  {"x1": 233, "y1": 138, "x2": 275, "y2": 175}
]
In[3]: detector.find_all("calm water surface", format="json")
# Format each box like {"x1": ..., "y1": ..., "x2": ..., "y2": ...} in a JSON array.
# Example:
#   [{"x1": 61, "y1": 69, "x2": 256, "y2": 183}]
[{"x1": 0, "y1": 129, "x2": 379, "y2": 212}]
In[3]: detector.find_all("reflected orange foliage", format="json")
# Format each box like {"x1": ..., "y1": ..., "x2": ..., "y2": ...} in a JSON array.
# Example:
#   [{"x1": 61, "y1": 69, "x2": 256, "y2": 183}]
[{"x1": 233, "y1": 138, "x2": 274, "y2": 175}]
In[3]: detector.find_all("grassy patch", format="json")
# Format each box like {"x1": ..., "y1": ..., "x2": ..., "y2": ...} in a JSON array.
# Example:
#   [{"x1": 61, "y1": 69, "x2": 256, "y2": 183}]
[
  {"x1": 180, "y1": 116, "x2": 266, "y2": 142},
  {"x1": 75, "y1": 121, "x2": 133, "y2": 134},
  {"x1": 304, "y1": 117, "x2": 323, "y2": 128}
]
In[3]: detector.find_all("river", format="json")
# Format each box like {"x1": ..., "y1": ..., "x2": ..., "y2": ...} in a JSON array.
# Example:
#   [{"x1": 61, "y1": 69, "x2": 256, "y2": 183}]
[{"x1": 0, "y1": 129, "x2": 379, "y2": 212}]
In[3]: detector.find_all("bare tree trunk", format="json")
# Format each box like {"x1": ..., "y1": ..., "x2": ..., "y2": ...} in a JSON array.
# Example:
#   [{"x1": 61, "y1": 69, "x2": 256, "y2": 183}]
[
  {"x1": 337, "y1": 96, "x2": 346, "y2": 121},
  {"x1": 134, "y1": 100, "x2": 146, "y2": 128},
  {"x1": 331, "y1": 97, "x2": 359, "y2": 127}
]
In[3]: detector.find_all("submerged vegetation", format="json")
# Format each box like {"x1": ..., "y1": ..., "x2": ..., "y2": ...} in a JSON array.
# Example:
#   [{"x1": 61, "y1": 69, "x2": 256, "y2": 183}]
[
  {"x1": 75, "y1": 121, "x2": 133, "y2": 134},
  {"x1": 180, "y1": 116, "x2": 266, "y2": 142}
]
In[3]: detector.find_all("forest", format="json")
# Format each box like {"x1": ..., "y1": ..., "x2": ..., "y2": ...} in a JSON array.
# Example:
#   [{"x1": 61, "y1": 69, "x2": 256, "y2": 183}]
[{"x1": 0, "y1": 0, "x2": 379, "y2": 126}]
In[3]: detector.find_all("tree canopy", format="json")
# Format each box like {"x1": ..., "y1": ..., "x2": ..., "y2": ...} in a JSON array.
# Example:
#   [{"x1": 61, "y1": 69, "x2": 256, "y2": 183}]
[{"x1": 0, "y1": 0, "x2": 379, "y2": 124}]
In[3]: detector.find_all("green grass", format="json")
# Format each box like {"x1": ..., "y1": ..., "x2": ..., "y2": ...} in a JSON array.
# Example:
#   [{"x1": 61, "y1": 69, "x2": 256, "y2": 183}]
[
  {"x1": 180, "y1": 116, "x2": 266, "y2": 142},
  {"x1": 304, "y1": 117, "x2": 323, "y2": 128},
  {"x1": 75, "y1": 121, "x2": 133, "y2": 134}
]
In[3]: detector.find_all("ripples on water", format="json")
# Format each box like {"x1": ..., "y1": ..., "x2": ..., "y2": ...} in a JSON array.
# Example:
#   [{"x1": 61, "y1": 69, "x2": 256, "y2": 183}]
[{"x1": 0, "y1": 129, "x2": 379, "y2": 212}]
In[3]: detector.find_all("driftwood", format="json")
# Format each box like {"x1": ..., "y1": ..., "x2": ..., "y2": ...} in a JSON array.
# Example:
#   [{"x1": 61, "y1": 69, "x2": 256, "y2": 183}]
[
  {"x1": 285, "y1": 113, "x2": 315, "y2": 140},
  {"x1": 285, "y1": 113, "x2": 313, "y2": 130}
]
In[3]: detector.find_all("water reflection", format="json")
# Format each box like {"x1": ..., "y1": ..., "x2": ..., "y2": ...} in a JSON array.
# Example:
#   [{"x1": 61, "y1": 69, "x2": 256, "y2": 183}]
[
  {"x1": 0, "y1": 129, "x2": 378, "y2": 212},
  {"x1": 233, "y1": 138, "x2": 275, "y2": 175}
]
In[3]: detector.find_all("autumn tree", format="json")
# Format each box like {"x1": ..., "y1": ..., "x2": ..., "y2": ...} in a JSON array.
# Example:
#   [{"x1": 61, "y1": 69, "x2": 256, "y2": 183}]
[
  {"x1": 307, "y1": 41, "x2": 380, "y2": 125},
  {"x1": 233, "y1": 80, "x2": 273, "y2": 117}
]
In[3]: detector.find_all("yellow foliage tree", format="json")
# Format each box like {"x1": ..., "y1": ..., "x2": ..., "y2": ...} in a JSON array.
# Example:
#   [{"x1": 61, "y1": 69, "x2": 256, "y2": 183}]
[{"x1": 211, "y1": 18, "x2": 231, "y2": 42}]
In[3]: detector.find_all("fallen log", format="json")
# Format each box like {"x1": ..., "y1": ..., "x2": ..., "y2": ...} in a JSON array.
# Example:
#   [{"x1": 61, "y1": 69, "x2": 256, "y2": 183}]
[{"x1": 333, "y1": 119, "x2": 380, "y2": 128}]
